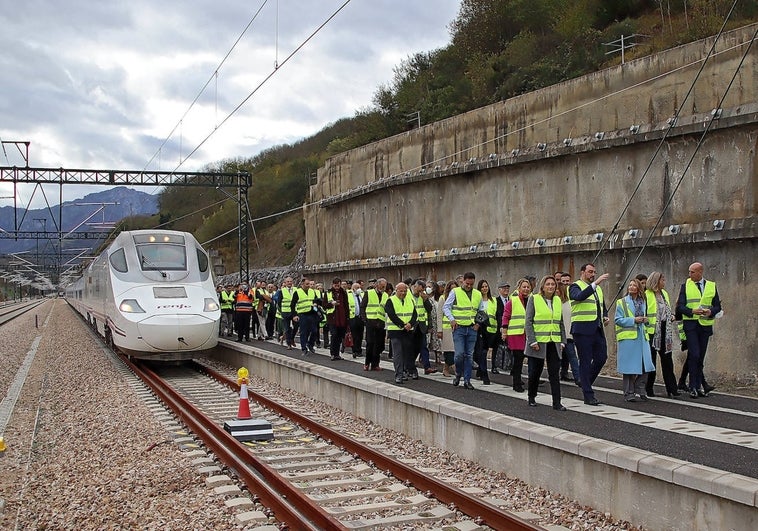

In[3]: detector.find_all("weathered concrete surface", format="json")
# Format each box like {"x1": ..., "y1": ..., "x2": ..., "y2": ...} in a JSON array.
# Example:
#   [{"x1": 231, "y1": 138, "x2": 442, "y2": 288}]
[
  {"x1": 214, "y1": 344, "x2": 758, "y2": 531},
  {"x1": 303, "y1": 24, "x2": 758, "y2": 383}
]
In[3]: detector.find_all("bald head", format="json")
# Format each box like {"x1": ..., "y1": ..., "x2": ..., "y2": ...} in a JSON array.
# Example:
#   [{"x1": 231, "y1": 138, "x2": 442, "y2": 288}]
[{"x1": 688, "y1": 262, "x2": 704, "y2": 282}]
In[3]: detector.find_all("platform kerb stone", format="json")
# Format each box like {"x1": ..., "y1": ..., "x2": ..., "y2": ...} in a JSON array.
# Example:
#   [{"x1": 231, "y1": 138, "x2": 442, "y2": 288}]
[
  {"x1": 710, "y1": 474, "x2": 758, "y2": 506},
  {"x1": 223, "y1": 418, "x2": 274, "y2": 441}
]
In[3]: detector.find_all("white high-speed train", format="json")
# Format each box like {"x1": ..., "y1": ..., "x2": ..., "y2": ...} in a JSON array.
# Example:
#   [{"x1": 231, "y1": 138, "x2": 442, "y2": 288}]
[{"x1": 65, "y1": 230, "x2": 221, "y2": 361}]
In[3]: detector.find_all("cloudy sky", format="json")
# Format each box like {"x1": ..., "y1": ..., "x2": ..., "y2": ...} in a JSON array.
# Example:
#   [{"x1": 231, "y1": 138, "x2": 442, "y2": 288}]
[{"x1": 0, "y1": 0, "x2": 461, "y2": 207}]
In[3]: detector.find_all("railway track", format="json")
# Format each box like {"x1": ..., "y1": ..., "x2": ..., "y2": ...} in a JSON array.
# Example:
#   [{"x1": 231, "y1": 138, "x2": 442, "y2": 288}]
[
  {"x1": 0, "y1": 299, "x2": 47, "y2": 326},
  {"x1": 123, "y1": 357, "x2": 547, "y2": 530}
]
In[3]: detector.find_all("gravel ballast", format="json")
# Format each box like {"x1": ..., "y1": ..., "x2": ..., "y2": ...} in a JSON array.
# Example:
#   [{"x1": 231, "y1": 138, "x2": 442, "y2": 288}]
[
  {"x1": 1, "y1": 300, "x2": 640, "y2": 529},
  {"x1": 0, "y1": 300, "x2": 238, "y2": 530}
]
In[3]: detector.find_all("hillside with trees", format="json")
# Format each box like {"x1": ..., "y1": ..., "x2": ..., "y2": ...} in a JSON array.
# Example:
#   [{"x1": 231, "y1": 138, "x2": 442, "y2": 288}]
[{"x1": 130, "y1": 0, "x2": 756, "y2": 272}]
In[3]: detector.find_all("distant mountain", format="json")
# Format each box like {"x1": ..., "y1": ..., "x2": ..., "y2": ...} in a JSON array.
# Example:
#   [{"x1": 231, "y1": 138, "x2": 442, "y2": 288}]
[{"x1": 0, "y1": 186, "x2": 159, "y2": 254}]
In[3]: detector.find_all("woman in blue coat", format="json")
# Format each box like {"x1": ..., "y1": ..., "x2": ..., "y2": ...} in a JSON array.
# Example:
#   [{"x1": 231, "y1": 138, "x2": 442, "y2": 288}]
[{"x1": 615, "y1": 278, "x2": 655, "y2": 402}]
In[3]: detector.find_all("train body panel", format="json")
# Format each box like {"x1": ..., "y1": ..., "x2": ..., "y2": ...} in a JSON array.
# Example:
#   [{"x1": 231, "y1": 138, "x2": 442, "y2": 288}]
[{"x1": 65, "y1": 230, "x2": 220, "y2": 360}]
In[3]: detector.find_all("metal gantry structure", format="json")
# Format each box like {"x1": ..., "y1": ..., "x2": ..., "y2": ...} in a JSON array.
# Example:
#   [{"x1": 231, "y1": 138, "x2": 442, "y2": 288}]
[{"x1": 0, "y1": 164, "x2": 252, "y2": 291}]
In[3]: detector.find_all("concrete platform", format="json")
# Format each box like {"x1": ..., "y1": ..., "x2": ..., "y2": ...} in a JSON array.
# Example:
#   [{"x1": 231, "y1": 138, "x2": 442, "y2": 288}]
[{"x1": 213, "y1": 340, "x2": 758, "y2": 531}]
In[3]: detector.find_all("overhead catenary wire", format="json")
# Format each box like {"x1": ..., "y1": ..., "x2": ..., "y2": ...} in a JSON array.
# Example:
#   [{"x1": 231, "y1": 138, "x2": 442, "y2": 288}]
[
  {"x1": 608, "y1": 25, "x2": 757, "y2": 303},
  {"x1": 215, "y1": 30, "x2": 752, "y2": 240},
  {"x1": 592, "y1": 0, "x2": 741, "y2": 265},
  {"x1": 138, "y1": 0, "x2": 352, "y2": 255},
  {"x1": 171, "y1": 0, "x2": 353, "y2": 172},
  {"x1": 142, "y1": 0, "x2": 270, "y2": 173}
]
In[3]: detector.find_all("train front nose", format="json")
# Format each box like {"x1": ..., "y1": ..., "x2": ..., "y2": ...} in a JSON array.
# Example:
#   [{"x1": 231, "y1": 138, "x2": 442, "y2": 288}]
[{"x1": 137, "y1": 314, "x2": 217, "y2": 350}]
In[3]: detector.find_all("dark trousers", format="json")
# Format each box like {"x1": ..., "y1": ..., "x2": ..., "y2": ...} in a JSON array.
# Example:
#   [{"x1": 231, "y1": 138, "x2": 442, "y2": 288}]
[
  {"x1": 349, "y1": 317, "x2": 365, "y2": 355},
  {"x1": 281, "y1": 313, "x2": 296, "y2": 346},
  {"x1": 265, "y1": 309, "x2": 276, "y2": 338},
  {"x1": 390, "y1": 332, "x2": 416, "y2": 380},
  {"x1": 365, "y1": 324, "x2": 385, "y2": 369},
  {"x1": 234, "y1": 311, "x2": 251, "y2": 341},
  {"x1": 647, "y1": 346, "x2": 678, "y2": 394},
  {"x1": 329, "y1": 324, "x2": 347, "y2": 358},
  {"x1": 573, "y1": 330, "x2": 608, "y2": 400},
  {"x1": 321, "y1": 324, "x2": 329, "y2": 347},
  {"x1": 414, "y1": 327, "x2": 431, "y2": 369},
  {"x1": 684, "y1": 325, "x2": 710, "y2": 391},
  {"x1": 527, "y1": 343, "x2": 561, "y2": 405},
  {"x1": 510, "y1": 349, "x2": 525, "y2": 388},
  {"x1": 298, "y1": 313, "x2": 318, "y2": 352},
  {"x1": 560, "y1": 339, "x2": 581, "y2": 383},
  {"x1": 474, "y1": 331, "x2": 491, "y2": 383}
]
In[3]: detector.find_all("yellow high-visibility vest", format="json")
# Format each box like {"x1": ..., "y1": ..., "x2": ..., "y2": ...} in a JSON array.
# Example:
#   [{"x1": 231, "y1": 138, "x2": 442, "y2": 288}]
[{"x1": 532, "y1": 294, "x2": 562, "y2": 343}]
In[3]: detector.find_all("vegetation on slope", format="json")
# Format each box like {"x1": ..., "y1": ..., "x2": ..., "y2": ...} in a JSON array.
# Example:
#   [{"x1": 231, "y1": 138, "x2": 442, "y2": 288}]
[{"x1": 139, "y1": 0, "x2": 756, "y2": 270}]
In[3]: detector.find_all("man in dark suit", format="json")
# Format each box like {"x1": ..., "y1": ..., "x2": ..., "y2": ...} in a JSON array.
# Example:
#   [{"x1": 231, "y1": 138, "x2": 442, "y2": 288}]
[
  {"x1": 492, "y1": 282, "x2": 511, "y2": 373},
  {"x1": 569, "y1": 263, "x2": 610, "y2": 405},
  {"x1": 676, "y1": 262, "x2": 721, "y2": 398}
]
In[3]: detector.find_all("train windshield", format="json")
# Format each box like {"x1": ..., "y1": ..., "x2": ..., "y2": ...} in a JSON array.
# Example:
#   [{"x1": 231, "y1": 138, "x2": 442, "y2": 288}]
[{"x1": 134, "y1": 234, "x2": 187, "y2": 271}]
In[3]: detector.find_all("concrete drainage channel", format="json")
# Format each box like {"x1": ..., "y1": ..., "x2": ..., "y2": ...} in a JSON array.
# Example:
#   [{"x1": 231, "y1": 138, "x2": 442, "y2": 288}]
[{"x1": 212, "y1": 342, "x2": 758, "y2": 531}]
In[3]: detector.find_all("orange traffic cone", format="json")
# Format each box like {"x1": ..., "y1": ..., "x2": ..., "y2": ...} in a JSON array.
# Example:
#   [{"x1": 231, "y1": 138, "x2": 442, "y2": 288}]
[{"x1": 236, "y1": 367, "x2": 252, "y2": 420}]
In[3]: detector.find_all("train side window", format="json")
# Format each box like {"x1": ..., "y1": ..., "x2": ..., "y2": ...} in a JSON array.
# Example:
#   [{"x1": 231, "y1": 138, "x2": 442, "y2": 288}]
[
  {"x1": 109, "y1": 248, "x2": 128, "y2": 273},
  {"x1": 196, "y1": 247, "x2": 209, "y2": 273}
]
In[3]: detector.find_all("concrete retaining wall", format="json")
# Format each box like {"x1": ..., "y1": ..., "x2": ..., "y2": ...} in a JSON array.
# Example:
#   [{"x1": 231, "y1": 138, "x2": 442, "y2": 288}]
[
  {"x1": 302, "y1": 24, "x2": 758, "y2": 381},
  {"x1": 215, "y1": 344, "x2": 758, "y2": 531}
]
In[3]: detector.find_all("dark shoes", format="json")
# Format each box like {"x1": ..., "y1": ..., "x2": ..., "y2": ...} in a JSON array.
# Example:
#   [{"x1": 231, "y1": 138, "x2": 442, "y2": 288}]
[
  {"x1": 424, "y1": 368, "x2": 438, "y2": 374},
  {"x1": 491, "y1": 368, "x2": 500, "y2": 374},
  {"x1": 453, "y1": 376, "x2": 460, "y2": 386},
  {"x1": 689, "y1": 390, "x2": 699, "y2": 398},
  {"x1": 646, "y1": 390, "x2": 656, "y2": 397},
  {"x1": 697, "y1": 389, "x2": 709, "y2": 397},
  {"x1": 584, "y1": 398, "x2": 601, "y2": 406},
  {"x1": 330, "y1": 356, "x2": 343, "y2": 361},
  {"x1": 553, "y1": 404, "x2": 567, "y2": 411},
  {"x1": 667, "y1": 391, "x2": 680, "y2": 398},
  {"x1": 559, "y1": 375, "x2": 572, "y2": 382},
  {"x1": 463, "y1": 381, "x2": 475, "y2": 390},
  {"x1": 513, "y1": 384, "x2": 525, "y2": 393},
  {"x1": 411, "y1": 372, "x2": 419, "y2": 380},
  {"x1": 528, "y1": 398, "x2": 537, "y2": 406},
  {"x1": 394, "y1": 378, "x2": 403, "y2": 384},
  {"x1": 703, "y1": 383, "x2": 716, "y2": 394}
]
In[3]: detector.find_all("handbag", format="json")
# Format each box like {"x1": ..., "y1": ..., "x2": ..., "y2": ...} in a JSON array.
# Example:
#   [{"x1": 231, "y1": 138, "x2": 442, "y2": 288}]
[
  {"x1": 343, "y1": 331, "x2": 354, "y2": 348},
  {"x1": 499, "y1": 344, "x2": 514, "y2": 372},
  {"x1": 474, "y1": 310, "x2": 489, "y2": 326}
]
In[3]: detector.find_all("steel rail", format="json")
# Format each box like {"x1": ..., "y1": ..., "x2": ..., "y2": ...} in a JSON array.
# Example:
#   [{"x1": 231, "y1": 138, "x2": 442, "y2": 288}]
[
  {"x1": 194, "y1": 361, "x2": 545, "y2": 531},
  {"x1": 124, "y1": 357, "x2": 349, "y2": 531},
  {"x1": 0, "y1": 299, "x2": 47, "y2": 325}
]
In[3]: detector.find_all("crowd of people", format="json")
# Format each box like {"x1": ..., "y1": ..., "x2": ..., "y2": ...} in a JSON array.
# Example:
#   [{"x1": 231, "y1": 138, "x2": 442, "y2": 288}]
[{"x1": 216, "y1": 260, "x2": 721, "y2": 407}]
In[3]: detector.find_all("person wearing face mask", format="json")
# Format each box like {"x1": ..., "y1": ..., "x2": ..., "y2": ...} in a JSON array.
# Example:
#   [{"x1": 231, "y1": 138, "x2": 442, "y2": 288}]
[
  {"x1": 348, "y1": 282, "x2": 365, "y2": 360},
  {"x1": 234, "y1": 282, "x2": 254, "y2": 342},
  {"x1": 412, "y1": 279, "x2": 437, "y2": 374},
  {"x1": 425, "y1": 281, "x2": 441, "y2": 365}
]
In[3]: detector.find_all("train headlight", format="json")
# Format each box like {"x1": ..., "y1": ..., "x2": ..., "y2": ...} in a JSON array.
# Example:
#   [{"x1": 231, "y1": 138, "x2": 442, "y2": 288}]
[
  {"x1": 204, "y1": 298, "x2": 220, "y2": 312},
  {"x1": 119, "y1": 299, "x2": 146, "y2": 313}
]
